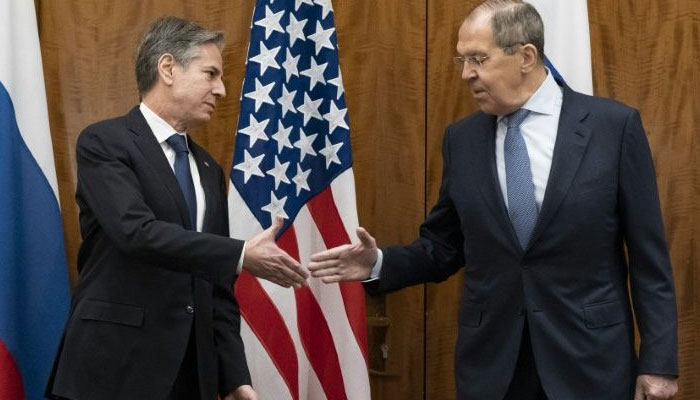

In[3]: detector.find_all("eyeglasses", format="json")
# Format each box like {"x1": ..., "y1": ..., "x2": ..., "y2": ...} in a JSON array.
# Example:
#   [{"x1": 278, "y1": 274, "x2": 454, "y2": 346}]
[{"x1": 453, "y1": 54, "x2": 490, "y2": 69}]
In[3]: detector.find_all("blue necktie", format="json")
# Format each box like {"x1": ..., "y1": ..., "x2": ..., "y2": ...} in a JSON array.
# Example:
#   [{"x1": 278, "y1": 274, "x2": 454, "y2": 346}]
[
  {"x1": 166, "y1": 134, "x2": 197, "y2": 230},
  {"x1": 504, "y1": 109, "x2": 538, "y2": 249}
]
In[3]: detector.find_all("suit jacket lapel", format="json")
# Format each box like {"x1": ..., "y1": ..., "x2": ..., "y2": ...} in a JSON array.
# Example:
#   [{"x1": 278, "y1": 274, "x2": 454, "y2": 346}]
[
  {"x1": 126, "y1": 106, "x2": 194, "y2": 230},
  {"x1": 189, "y1": 140, "x2": 217, "y2": 234},
  {"x1": 528, "y1": 87, "x2": 592, "y2": 249}
]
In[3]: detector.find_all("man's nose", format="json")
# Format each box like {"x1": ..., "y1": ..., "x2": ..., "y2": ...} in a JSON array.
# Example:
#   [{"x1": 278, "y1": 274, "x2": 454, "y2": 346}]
[
  {"x1": 213, "y1": 77, "x2": 226, "y2": 98},
  {"x1": 462, "y1": 63, "x2": 477, "y2": 81}
]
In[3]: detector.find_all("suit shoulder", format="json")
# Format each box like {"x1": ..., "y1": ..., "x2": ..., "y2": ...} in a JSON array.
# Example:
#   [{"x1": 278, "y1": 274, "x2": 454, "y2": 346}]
[{"x1": 569, "y1": 90, "x2": 638, "y2": 118}]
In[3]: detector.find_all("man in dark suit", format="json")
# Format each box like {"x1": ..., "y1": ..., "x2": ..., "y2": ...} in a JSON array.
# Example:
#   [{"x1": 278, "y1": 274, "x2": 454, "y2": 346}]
[
  {"x1": 46, "y1": 17, "x2": 308, "y2": 400},
  {"x1": 309, "y1": 1, "x2": 678, "y2": 399}
]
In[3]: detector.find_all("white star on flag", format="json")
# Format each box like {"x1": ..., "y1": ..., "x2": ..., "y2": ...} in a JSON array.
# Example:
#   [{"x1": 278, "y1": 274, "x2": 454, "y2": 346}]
[
  {"x1": 323, "y1": 100, "x2": 349, "y2": 134},
  {"x1": 307, "y1": 21, "x2": 335, "y2": 55},
  {"x1": 282, "y1": 48, "x2": 301, "y2": 82},
  {"x1": 233, "y1": 149, "x2": 265, "y2": 183},
  {"x1": 238, "y1": 114, "x2": 270, "y2": 146},
  {"x1": 319, "y1": 136, "x2": 343, "y2": 168},
  {"x1": 298, "y1": 92, "x2": 323, "y2": 125},
  {"x1": 294, "y1": 128, "x2": 318, "y2": 162},
  {"x1": 260, "y1": 191, "x2": 289, "y2": 219},
  {"x1": 266, "y1": 155, "x2": 291, "y2": 189},
  {"x1": 278, "y1": 84, "x2": 297, "y2": 117},
  {"x1": 314, "y1": 0, "x2": 334, "y2": 20},
  {"x1": 286, "y1": 13, "x2": 307, "y2": 46},
  {"x1": 249, "y1": 42, "x2": 281, "y2": 75},
  {"x1": 244, "y1": 78, "x2": 275, "y2": 112},
  {"x1": 272, "y1": 120, "x2": 294, "y2": 153},
  {"x1": 254, "y1": 5, "x2": 285, "y2": 39},
  {"x1": 294, "y1": 0, "x2": 314, "y2": 12},
  {"x1": 300, "y1": 57, "x2": 328, "y2": 90},
  {"x1": 292, "y1": 164, "x2": 311, "y2": 195},
  {"x1": 328, "y1": 70, "x2": 345, "y2": 100}
]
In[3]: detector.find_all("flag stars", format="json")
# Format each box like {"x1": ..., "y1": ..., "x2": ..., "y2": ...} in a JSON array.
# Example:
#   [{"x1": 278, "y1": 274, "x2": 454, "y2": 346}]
[
  {"x1": 319, "y1": 136, "x2": 343, "y2": 168},
  {"x1": 298, "y1": 92, "x2": 323, "y2": 126},
  {"x1": 249, "y1": 42, "x2": 281, "y2": 75},
  {"x1": 272, "y1": 120, "x2": 294, "y2": 154},
  {"x1": 314, "y1": 0, "x2": 334, "y2": 20},
  {"x1": 286, "y1": 13, "x2": 307, "y2": 47},
  {"x1": 278, "y1": 84, "x2": 297, "y2": 118},
  {"x1": 307, "y1": 21, "x2": 335, "y2": 55},
  {"x1": 254, "y1": 5, "x2": 284, "y2": 40},
  {"x1": 328, "y1": 70, "x2": 345, "y2": 100},
  {"x1": 300, "y1": 57, "x2": 328, "y2": 90},
  {"x1": 244, "y1": 78, "x2": 275, "y2": 112},
  {"x1": 294, "y1": 128, "x2": 318, "y2": 162},
  {"x1": 292, "y1": 164, "x2": 312, "y2": 196},
  {"x1": 233, "y1": 150, "x2": 265, "y2": 183},
  {"x1": 282, "y1": 48, "x2": 301, "y2": 82},
  {"x1": 238, "y1": 114, "x2": 270, "y2": 147},
  {"x1": 266, "y1": 155, "x2": 291, "y2": 189},
  {"x1": 261, "y1": 192, "x2": 289, "y2": 220},
  {"x1": 323, "y1": 100, "x2": 349, "y2": 134},
  {"x1": 294, "y1": 0, "x2": 314, "y2": 12}
]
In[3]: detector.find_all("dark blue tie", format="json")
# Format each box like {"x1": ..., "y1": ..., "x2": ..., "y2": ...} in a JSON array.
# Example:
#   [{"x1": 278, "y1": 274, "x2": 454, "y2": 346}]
[
  {"x1": 166, "y1": 134, "x2": 197, "y2": 230},
  {"x1": 504, "y1": 109, "x2": 538, "y2": 249}
]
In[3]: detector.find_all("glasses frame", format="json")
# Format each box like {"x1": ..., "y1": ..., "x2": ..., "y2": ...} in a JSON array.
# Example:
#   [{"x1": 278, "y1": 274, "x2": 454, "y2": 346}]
[{"x1": 453, "y1": 43, "x2": 526, "y2": 69}]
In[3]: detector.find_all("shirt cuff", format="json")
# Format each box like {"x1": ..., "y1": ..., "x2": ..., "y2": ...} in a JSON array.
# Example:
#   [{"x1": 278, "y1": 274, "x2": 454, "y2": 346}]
[
  {"x1": 363, "y1": 249, "x2": 383, "y2": 282},
  {"x1": 236, "y1": 241, "x2": 246, "y2": 275}
]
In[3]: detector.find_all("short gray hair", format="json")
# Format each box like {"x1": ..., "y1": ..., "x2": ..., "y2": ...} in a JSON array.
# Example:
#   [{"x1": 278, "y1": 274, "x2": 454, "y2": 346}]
[
  {"x1": 135, "y1": 16, "x2": 225, "y2": 96},
  {"x1": 469, "y1": 0, "x2": 545, "y2": 62}
]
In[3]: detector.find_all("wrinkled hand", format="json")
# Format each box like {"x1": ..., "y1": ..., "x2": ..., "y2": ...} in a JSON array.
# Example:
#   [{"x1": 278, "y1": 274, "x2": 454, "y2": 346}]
[
  {"x1": 244, "y1": 217, "x2": 308, "y2": 288},
  {"x1": 634, "y1": 374, "x2": 678, "y2": 400},
  {"x1": 309, "y1": 227, "x2": 378, "y2": 283},
  {"x1": 222, "y1": 384, "x2": 257, "y2": 400}
]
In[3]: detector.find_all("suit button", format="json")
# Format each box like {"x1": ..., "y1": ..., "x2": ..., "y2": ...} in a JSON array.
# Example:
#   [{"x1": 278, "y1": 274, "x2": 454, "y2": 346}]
[{"x1": 186, "y1": 305, "x2": 194, "y2": 314}]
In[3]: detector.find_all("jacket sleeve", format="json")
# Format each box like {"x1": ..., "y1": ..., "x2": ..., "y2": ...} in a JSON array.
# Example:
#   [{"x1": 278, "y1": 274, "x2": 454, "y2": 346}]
[{"x1": 619, "y1": 109, "x2": 678, "y2": 376}]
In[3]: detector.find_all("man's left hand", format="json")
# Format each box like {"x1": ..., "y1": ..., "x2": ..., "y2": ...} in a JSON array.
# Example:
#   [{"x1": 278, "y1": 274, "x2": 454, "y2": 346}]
[
  {"x1": 634, "y1": 374, "x2": 678, "y2": 400},
  {"x1": 222, "y1": 384, "x2": 258, "y2": 400}
]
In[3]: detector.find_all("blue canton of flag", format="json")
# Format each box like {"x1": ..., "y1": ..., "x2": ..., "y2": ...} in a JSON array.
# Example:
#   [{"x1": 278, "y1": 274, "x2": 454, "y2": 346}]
[{"x1": 232, "y1": 0, "x2": 350, "y2": 230}]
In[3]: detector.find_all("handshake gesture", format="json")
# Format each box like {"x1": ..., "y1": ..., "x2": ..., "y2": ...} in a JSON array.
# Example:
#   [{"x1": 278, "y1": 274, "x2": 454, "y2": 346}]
[{"x1": 243, "y1": 220, "x2": 379, "y2": 287}]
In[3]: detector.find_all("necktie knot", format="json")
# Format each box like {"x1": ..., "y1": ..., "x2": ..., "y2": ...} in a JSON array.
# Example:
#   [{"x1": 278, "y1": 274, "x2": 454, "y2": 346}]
[
  {"x1": 506, "y1": 108, "x2": 530, "y2": 129},
  {"x1": 166, "y1": 134, "x2": 189, "y2": 154}
]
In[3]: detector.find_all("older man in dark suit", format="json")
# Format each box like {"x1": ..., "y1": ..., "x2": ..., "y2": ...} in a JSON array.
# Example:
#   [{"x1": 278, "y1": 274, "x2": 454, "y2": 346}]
[
  {"x1": 309, "y1": 1, "x2": 678, "y2": 399},
  {"x1": 46, "y1": 16, "x2": 308, "y2": 400}
]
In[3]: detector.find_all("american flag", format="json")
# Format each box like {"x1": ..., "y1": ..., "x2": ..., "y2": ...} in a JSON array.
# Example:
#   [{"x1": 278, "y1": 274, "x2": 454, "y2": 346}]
[{"x1": 227, "y1": 0, "x2": 370, "y2": 399}]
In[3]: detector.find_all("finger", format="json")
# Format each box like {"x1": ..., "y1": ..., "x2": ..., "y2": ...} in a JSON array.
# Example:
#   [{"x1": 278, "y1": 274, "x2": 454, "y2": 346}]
[
  {"x1": 308, "y1": 259, "x2": 341, "y2": 272},
  {"x1": 310, "y1": 266, "x2": 339, "y2": 278},
  {"x1": 321, "y1": 274, "x2": 344, "y2": 284},
  {"x1": 279, "y1": 255, "x2": 309, "y2": 280},
  {"x1": 268, "y1": 216, "x2": 285, "y2": 236},
  {"x1": 310, "y1": 244, "x2": 352, "y2": 262},
  {"x1": 356, "y1": 227, "x2": 375, "y2": 248}
]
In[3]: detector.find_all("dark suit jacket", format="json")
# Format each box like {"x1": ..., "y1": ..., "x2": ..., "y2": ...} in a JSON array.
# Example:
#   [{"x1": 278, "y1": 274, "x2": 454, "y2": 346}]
[
  {"x1": 368, "y1": 84, "x2": 678, "y2": 399},
  {"x1": 46, "y1": 107, "x2": 250, "y2": 400}
]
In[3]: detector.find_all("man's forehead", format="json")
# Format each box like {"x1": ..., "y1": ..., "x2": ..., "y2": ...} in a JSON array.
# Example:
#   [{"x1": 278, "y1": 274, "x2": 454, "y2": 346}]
[{"x1": 456, "y1": 16, "x2": 495, "y2": 53}]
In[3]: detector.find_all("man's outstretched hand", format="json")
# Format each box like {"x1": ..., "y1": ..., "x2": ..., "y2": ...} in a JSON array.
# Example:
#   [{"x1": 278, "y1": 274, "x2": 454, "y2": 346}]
[
  {"x1": 243, "y1": 217, "x2": 308, "y2": 288},
  {"x1": 308, "y1": 227, "x2": 378, "y2": 283}
]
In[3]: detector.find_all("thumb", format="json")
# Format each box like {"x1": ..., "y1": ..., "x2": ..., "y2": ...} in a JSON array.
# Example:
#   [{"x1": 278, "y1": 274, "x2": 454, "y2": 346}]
[
  {"x1": 268, "y1": 216, "x2": 285, "y2": 236},
  {"x1": 356, "y1": 227, "x2": 375, "y2": 248}
]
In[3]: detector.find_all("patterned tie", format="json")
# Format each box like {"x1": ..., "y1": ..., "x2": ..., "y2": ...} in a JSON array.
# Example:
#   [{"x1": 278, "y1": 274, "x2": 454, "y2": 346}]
[
  {"x1": 504, "y1": 109, "x2": 538, "y2": 249},
  {"x1": 166, "y1": 134, "x2": 197, "y2": 230}
]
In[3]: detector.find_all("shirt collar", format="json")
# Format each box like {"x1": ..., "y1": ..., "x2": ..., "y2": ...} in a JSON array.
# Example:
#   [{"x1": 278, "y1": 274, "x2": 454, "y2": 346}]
[
  {"x1": 139, "y1": 102, "x2": 189, "y2": 148},
  {"x1": 497, "y1": 68, "x2": 561, "y2": 123}
]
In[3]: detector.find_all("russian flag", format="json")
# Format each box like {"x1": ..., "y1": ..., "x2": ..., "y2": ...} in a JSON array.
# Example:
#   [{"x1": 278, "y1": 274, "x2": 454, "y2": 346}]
[
  {"x1": 529, "y1": 0, "x2": 594, "y2": 95},
  {"x1": 0, "y1": 2, "x2": 70, "y2": 399}
]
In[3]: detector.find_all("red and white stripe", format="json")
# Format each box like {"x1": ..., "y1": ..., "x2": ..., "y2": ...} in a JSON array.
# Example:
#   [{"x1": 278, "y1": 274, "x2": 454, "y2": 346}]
[{"x1": 229, "y1": 169, "x2": 371, "y2": 400}]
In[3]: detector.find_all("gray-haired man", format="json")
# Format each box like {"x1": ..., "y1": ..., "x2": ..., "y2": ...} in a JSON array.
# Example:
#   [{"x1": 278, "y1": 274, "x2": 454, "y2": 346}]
[{"x1": 46, "y1": 16, "x2": 307, "y2": 400}]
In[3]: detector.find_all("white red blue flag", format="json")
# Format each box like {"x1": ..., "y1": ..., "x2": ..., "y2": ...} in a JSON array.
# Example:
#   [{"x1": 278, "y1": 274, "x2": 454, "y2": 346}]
[
  {"x1": 0, "y1": 1, "x2": 70, "y2": 399},
  {"x1": 228, "y1": 0, "x2": 370, "y2": 399},
  {"x1": 529, "y1": 0, "x2": 594, "y2": 95}
]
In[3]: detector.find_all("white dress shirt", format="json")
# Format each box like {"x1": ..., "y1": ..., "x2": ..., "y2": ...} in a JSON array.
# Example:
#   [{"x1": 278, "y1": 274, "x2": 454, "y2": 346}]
[{"x1": 369, "y1": 70, "x2": 563, "y2": 280}]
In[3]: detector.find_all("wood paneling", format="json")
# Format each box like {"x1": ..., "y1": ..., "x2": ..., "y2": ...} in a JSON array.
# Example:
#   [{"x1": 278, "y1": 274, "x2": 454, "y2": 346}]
[{"x1": 37, "y1": 0, "x2": 698, "y2": 398}]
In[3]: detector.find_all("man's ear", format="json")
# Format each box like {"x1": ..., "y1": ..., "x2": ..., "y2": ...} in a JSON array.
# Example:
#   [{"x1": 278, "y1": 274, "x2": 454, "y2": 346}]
[
  {"x1": 157, "y1": 53, "x2": 176, "y2": 86},
  {"x1": 520, "y1": 44, "x2": 539, "y2": 73}
]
